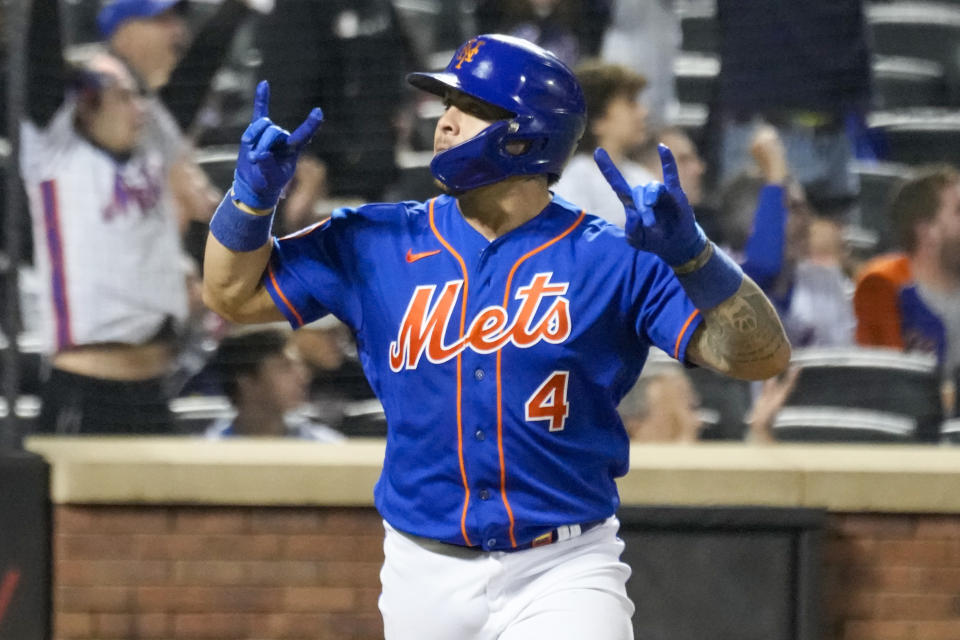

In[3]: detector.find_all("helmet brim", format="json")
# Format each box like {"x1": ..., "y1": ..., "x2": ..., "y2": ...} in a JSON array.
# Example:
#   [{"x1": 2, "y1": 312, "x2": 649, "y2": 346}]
[{"x1": 406, "y1": 72, "x2": 462, "y2": 99}]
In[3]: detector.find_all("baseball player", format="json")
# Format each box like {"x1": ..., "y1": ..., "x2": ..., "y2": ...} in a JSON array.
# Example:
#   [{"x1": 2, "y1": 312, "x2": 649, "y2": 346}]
[{"x1": 203, "y1": 35, "x2": 790, "y2": 638}]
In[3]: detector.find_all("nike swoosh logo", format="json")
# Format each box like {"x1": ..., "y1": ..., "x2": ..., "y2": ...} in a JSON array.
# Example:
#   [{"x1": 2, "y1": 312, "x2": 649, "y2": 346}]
[{"x1": 406, "y1": 249, "x2": 442, "y2": 263}]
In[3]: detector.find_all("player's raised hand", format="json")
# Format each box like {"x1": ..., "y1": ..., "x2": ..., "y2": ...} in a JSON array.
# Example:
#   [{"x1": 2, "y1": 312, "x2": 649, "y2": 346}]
[
  {"x1": 232, "y1": 80, "x2": 324, "y2": 210},
  {"x1": 595, "y1": 144, "x2": 707, "y2": 267}
]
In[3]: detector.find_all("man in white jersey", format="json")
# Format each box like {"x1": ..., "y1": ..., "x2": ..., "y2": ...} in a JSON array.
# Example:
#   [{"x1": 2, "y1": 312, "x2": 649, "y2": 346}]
[{"x1": 21, "y1": 0, "x2": 265, "y2": 433}]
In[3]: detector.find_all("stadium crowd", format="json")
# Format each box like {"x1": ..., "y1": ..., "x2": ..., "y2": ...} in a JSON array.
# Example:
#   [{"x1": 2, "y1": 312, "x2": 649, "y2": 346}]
[{"x1": 1, "y1": 0, "x2": 958, "y2": 443}]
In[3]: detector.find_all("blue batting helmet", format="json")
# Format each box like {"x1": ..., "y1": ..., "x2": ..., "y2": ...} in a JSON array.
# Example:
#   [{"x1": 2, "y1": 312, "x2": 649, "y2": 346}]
[{"x1": 407, "y1": 34, "x2": 586, "y2": 194}]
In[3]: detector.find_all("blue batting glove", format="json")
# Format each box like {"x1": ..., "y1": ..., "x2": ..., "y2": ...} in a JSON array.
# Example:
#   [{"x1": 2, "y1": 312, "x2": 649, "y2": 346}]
[
  {"x1": 232, "y1": 80, "x2": 324, "y2": 210},
  {"x1": 595, "y1": 144, "x2": 707, "y2": 267}
]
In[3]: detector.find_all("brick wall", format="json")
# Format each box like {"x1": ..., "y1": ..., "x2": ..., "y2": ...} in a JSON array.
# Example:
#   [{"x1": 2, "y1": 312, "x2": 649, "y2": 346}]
[
  {"x1": 824, "y1": 514, "x2": 960, "y2": 640},
  {"x1": 53, "y1": 506, "x2": 384, "y2": 640},
  {"x1": 52, "y1": 506, "x2": 960, "y2": 640}
]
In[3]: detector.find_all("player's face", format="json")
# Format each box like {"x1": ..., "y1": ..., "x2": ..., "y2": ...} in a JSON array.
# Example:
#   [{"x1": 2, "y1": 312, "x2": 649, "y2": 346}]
[
  {"x1": 932, "y1": 181, "x2": 960, "y2": 276},
  {"x1": 592, "y1": 93, "x2": 648, "y2": 155},
  {"x1": 434, "y1": 91, "x2": 512, "y2": 155},
  {"x1": 658, "y1": 131, "x2": 704, "y2": 206}
]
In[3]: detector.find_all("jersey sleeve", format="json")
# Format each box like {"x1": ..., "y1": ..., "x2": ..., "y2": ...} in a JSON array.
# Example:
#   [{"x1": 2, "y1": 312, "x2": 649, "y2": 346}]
[
  {"x1": 263, "y1": 210, "x2": 360, "y2": 330},
  {"x1": 630, "y1": 255, "x2": 704, "y2": 362}
]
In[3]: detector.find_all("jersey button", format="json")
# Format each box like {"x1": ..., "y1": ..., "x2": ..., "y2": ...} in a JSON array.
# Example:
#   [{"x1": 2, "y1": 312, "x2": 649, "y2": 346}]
[
  {"x1": 479, "y1": 489, "x2": 490, "y2": 501},
  {"x1": 474, "y1": 368, "x2": 485, "y2": 380},
  {"x1": 474, "y1": 429, "x2": 485, "y2": 441}
]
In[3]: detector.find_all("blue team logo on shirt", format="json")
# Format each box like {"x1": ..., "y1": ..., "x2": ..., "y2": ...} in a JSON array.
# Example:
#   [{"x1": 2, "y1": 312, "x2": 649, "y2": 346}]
[{"x1": 389, "y1": 272, "x2": 571, "y2": 371}]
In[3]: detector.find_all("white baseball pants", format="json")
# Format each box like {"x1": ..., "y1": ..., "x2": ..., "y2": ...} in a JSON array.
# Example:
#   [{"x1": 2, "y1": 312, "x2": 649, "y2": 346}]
[{"x1": 379, "y1": 517, "x2": 635, "y2": 640}]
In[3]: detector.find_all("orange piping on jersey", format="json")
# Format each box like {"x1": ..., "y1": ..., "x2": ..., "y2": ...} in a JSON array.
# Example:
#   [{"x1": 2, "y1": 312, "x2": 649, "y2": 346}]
[
  {"x1": 428, "y1": 198, "x2": 474, "y2": 547},
  {"x1": 267, "y1": 265, "x2": 304, "y2": 327},
  {"x1": 674, "y1": 309, "x2": 701, "y2": 359},
  {"x1": 497, "y1": 209, "x2": 587, "y2": 548}
]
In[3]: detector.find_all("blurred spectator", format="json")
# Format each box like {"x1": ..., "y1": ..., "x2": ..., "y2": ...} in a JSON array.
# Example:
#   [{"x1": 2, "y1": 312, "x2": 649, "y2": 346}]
[
  {"x1": 619, "y1": 359, "x2": 702, "y2": 443},
  {"x1": 600, "y1": 0, "x2": 680, "y2": 127},
  {"x1": 718, "y1": 126, "x2": 856, "y2": 347},
  {"x1": 854, "y1": 166, "x2": 960, "y2": 388},
  {"x1": 710, "y1": 0, "x2": 871, "y2": 204},
  {"x1": 283, "y1": 317, "x2": 376, "y2": 432},
  {"x1": 640, "y1": 127, "x2": 707, "y2": 208},
  {"x1": 253, "y1": 0, "x2": 418, "y2": 232},
  {"x1": 21, "y1": 0, "x2": 257, "y2": 434},
  {"x1": 619, "y1": 356, "x2": 799, "y2": 443},
  {"x1": 637, "y1": 126, "x2": 730, "y2": 249},
  {"x1": 552, "y1": 61, "x2": 654, "y2": 226},
  {"x1": 475, "y1": 0, "x2": 610, "y2": 68},
  {"x1": 743, "y1": 367, "x2": 800, "y2": 444},
  {"x1": 205, "y1": 328, "x2": 345, "y2": 440}
]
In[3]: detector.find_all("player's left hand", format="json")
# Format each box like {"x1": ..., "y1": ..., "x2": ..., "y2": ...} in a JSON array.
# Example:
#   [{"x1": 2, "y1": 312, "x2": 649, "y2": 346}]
[{"x1": 595, "y1": 144, "x2": 707, "y2": 267}]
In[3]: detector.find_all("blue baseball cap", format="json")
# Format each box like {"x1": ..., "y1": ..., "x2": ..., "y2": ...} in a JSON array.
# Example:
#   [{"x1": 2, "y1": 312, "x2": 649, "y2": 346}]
[{"x1": 97, "y1": 0, "x2": 187, "y2": 38}]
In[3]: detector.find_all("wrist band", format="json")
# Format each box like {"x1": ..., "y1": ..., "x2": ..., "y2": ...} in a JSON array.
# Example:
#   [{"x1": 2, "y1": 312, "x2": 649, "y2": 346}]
[
  {"x1": 672, "y1": 240, "x2": 713, "y2": 275},
  {"x1": 209, "y1": 194, "x2": 274, "y2": 252},
  {"x1": 674, "y1": 242, "x2": 744, "y2": 310}
]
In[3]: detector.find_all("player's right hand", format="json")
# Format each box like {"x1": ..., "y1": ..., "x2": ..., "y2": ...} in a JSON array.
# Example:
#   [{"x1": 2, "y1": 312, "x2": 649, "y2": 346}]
[{"x1": 232, "y1": 80, "x2": 324, "y2": 210}]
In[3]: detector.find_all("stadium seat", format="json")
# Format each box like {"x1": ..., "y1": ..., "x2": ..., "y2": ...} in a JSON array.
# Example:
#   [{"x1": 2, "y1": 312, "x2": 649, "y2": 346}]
[
  {"x1": 195, "y1": 146, "x2": 241, "y2": 194},
  {"x1": 679, "y1": 3, "x2": 718, "y2": 54},
  {"x1": 867, "y1": 2, "x2": 960, "y2": 104},
  {"x1": 849, "y1": 160, "x2": 910, "y2": 251},
  {"x1": 872, "y1": 56, "x2": 947, "y2": 109},
  {"x1": 0, "y1": 394, "x2": 41, "y2": 436},
  {"x1": 686, "y1": 366, "x2": 752, "y2": 440},
  {"x1": 666, "y1": 103, "x2": 709, "y2": 146},
  {"x1": 338, "y1": 398, "x2": 387, "y2": 438},
  {"x1": 674, "y1": 54, "x2": 719, "y2": 105},
  {"x1": 942, "y1": 418, "x2": 960, "y2": 443},
  {"x1": 868, "y1": 110, "x2": 960, "y2": 166},
  {"x1": 772, "y1": 407, "x2": 916, "y2": 442},
  {"x1": 783, "y1": 347, "x2": 943, "y2": 442},
  {"x1": 0, "y1": 333, "x2": 44, "y2": 396},
  {"x1": 169, "y1": 395, "x2": 234, "y2": 435}
]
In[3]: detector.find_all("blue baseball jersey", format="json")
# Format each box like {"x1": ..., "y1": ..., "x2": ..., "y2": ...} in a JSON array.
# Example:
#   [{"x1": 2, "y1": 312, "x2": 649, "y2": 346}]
[{"x1": 264, "y1": 194, "x2": 703, "y2": 551}]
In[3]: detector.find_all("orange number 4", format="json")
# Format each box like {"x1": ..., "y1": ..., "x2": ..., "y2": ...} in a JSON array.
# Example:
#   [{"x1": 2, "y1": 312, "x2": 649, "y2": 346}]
[{"x1": 524, "y1": 371, "x2": 570, "y2": 432}]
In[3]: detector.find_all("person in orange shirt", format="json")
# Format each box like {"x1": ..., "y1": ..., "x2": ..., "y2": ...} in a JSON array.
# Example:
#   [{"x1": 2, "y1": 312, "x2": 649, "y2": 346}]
[{"x1": 854, "y1": 166, "x2": 960, "y2": 386}]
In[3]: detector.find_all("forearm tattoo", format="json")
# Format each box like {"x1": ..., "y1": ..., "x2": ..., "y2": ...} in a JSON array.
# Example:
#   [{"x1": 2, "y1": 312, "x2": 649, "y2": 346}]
[{"x1": 694, "y1": 279, "x2": 790, "y2": 374}]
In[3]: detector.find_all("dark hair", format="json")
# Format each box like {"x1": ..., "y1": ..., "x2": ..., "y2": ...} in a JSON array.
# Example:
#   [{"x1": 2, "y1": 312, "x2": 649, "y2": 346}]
[
  {"x1": 68, "y1": 65, "x2": 110, "y2": 112},
  {"x1": 573, "y1": 60, "x2": 647, "y2": 151},
  {"x1": 889, "y1": 165, "x2": 959, "y2": 252},
  {"x1": 210, "y1": 329, "x2": 289, "y2": 402}
]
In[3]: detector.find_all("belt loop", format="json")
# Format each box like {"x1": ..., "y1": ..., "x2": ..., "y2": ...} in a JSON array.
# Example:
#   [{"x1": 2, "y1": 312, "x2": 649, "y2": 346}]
[{"x1": 556, "y1": 523, "x2": 580, "y2": 542}]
